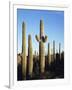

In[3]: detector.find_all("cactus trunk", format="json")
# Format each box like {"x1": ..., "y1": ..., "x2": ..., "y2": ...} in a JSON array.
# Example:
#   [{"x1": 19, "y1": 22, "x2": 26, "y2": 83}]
[
  {"x1": 48, "y1": 43, "x2": 51, "y2": 65},
  {"x1": 39, "y1": 41, "x2": 45, "y2": 73},
  {"x1": 36, "y1": 20, "x2": 48, "y2": 74},
  {"x1": 59, "y1": 43, "x2": 61, "y2": 60},
  {"x1": 28, "y1": 35, "x2": 33, "y2": 77},
  {"x1": 40, "y1": 20, "x2": 44, "y2": 37},
  {"x1": 22, "y1": 22, "x2": 27, "y2": 79},
  {"x1": 53, "y1": 40, "x2": 55, "y2": 61},
  {"x1": 40, "y1": 20, "x2": 45, "y2": 73}
]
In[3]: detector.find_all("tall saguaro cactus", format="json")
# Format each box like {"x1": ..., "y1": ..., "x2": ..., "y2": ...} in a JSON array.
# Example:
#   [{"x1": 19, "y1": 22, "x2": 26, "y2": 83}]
[
  {"x1": 28, "y1": 35, "x2": 33, "y2": 77},
  {"x1": 48, "y1": 43, "x2": 51, "y2": 65},
  {"x1": 35, "y1": 20, "x2": 47, "y2": 73},
  {"x1": 22, "y1": 22, "x2": 27, "y2": 79},
  {"x1": 53, "y1": 40, "x2": 56, "y2": 61},
  {"x1": 59, "y1": 43, "x2": 61, "y2": 60},
  {"x1": 51, "y1": 48, "x2": 53, "y2": 62}
]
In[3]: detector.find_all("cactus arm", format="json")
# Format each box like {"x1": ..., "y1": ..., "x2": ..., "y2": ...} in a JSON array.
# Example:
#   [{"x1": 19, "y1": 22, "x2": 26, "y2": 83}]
[
  {"x1": 44, "y1": 35, "x2": 48, "y2": 42},
  {"x1": 35, "y1": 35, "x2": 41, "y2": 42}
]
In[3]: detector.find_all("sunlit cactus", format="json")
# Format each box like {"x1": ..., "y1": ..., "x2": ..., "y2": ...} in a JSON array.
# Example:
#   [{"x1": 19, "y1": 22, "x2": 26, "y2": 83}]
[
  {"x1": 48, "y1": 43, "x2": 51, "y2": 65},
  {"x1": 35, "y1": 20, "x2": 48, "y2": 73},
  {"x1": 28, "y1": 34, "x2": 33, "y2": 77},
  {"x1": 22, "y1": 22, "x2": 27, "y2": 79}
]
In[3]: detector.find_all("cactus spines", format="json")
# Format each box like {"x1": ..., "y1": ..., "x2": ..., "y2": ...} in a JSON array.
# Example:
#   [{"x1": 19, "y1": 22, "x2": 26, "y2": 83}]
[
  {"x1": 35, "y1": 20, "x2": 48, "y2": 73},
  {"x1": 48, "y1": 43, "x2": 51, "y2": 65},
  {"x1": 53, "y1": 40, "x2": 56, "y2": 61},
  {"x1": 28, "y1": 35, "x2": 33, "y2": 77},
  {"x1": 22, "y1": 22, "x2": 27, "y2": 79},
  {"x1": 59, "y1": 43, "x2": 61, "y2": 60}
]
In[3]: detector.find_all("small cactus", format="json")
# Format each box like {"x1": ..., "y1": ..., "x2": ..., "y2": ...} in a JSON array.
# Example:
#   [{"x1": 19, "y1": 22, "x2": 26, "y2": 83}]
[
  {"x1": 22, "y1": 22, "x2": 27, "y2": 79},
  {"x1": 35, "y1": 20, "x2": 48, "y2": 73},
  {"x1": 28, "y1": 34, "x2": 33, "y2": 77}
]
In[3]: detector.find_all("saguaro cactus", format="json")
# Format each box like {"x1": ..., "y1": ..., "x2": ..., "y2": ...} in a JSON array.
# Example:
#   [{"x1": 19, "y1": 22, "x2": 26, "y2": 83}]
[
  {"x1": 22, "y1": 22, "x2": 27, "y2": 79},
  {"x1": 53, "y1": 40, "x2": 56, "y2": 61},
  {"x1": 48, "y1": 43, "x2": 51, "y2": 65},
  {"x1": 28, "y1": 35, "x2": 33, "y2": 77},
  {"x1": 35, "y1": 20, "x2": 47, "y2": 73},
  {"x1": 59, "y1": 43, "x2": 61, "y2": 60},
  {"x1": 51, "y1": 48, "x2": 53, "y2": 63}
]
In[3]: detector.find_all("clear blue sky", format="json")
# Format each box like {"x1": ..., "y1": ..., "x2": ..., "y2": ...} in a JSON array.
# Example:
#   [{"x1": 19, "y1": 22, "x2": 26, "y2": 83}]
[{"x1": 17, "y1": 9, "x2": 64, "y2": 55}]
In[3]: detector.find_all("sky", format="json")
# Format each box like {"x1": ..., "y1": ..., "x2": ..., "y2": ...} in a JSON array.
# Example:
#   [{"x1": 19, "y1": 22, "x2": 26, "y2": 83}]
[{"x1": 17, "y1": 9, "x2": 64, "y2": 55}]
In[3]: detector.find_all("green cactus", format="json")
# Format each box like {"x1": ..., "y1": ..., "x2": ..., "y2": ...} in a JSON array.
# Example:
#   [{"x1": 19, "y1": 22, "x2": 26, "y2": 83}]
[
  {"x1": 48, "y1": 43, "x2": 51, "y2": 65},
  {"x1": 22, "y1": 22, "x2": 27, "y2": 80},
  {"x1": 28, "y1": 35, "x2": 33, "y2": 77},
  {"x1": 35, "y1": 20, "x2": 48, "y2": 73}
]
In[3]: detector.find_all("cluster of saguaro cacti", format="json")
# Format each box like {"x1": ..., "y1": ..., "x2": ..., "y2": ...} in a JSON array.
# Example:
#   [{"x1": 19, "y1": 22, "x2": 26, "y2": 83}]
[
  {"x1": 48, "y1": 41, "x2": 62, "y2": 64},
  {"x1": 22, "y1": 22, "x2": 27, "y2": 80},
  {"x1": 22, "y1": 22, "x2": 33, "y2": 79},
  {"x1": 35, "y1": 20, "x2": 48, "y2": 73},
  {"x1": 28, "y1": 34, "x2": 33, "y2": 77},
  {"x1": 21, "y1": 20, "x2": 62, "y2": 79}
]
